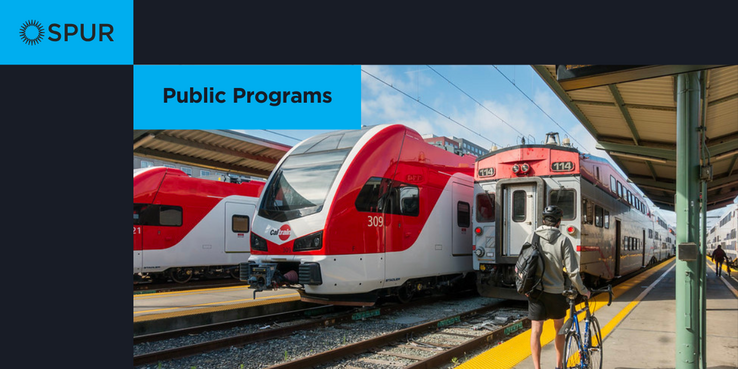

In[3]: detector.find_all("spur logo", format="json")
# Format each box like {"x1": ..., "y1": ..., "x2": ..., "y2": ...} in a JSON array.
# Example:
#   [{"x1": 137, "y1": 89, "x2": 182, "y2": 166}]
[
  {"x1": 19, "y1": 19, "x2": 114, "y2": 45},
  {"x1": 19, "y1": 20, "x2": 45, "y2": 45}
]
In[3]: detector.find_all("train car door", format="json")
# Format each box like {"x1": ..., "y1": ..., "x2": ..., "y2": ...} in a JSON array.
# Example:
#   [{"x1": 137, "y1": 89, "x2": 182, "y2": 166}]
[
  {"x1": 225, "y1": 201, "x2": 255, "y2": 253},
  {"x1": 615, "y1": 219, "x2": 622, "y2": 276},
  {"x1": 133, "y1": 204, "x2": 144, "y2": 273},
  {"x1": 641, "y1": 229, "x2": 647, "y2": 266},
  {"x1": 503, "y1": 183, "x2": 537, "y2": 257},
  {"x1": 452, "y1": 182, "x2": 473, "y2": 256}
]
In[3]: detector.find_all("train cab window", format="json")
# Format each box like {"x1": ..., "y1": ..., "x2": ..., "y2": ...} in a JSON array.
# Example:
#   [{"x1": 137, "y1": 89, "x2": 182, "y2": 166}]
[
  {"x1": 476, "y1": 193, "x2": 495, "y2": 222},
  {"x1": 594, "y1": 205, "x2": 603, "y2": 228},
  {"x1": 604, "y1": 210, "x2": 610, "y2": 229},
  {"x1": 397, "y1": 185, "x2": 419, "y2": 216},
  {"x1": 581, "y1": 198, "x2": 593, "y2": 225},
  {"x1": 458, "y1": 201, "x2": 471, "y2": 228},
  {"x1": 159, "y1": 205, "x2": 183, "y2": 226},
  {"x1": 355, "y1": 177, "x2": 389, "y2": 213},
  {"x1": 512, "y1": 190, "x2": 526, "y2": 222},
  {"x1": 232, "y1": 215, "x2": 250, "y2": 233},
  {"x1": 549, "y1": 189, "x2": 576, "y2": 220}
]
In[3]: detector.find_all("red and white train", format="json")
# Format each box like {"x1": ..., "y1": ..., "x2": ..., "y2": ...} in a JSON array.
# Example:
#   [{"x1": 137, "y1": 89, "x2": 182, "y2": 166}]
[
  {"x1": 241, "y1": 124, "x2": 477, "y2": 306},
  {"x1": 472, "y1": 132, "x2": 674, "y2": 300},
  {"x1": 134, "y1": 167, "x2": 265, "y2": 283}
]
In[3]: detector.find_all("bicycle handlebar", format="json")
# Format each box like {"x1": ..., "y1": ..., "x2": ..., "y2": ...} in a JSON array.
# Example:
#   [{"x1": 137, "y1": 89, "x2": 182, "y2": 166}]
[
  {"x1": 562, "y1": 285, "x2": 613, "y2": 306},
  {"x1": 589, "y1": 285, "x2": 613, "y2": 306}
]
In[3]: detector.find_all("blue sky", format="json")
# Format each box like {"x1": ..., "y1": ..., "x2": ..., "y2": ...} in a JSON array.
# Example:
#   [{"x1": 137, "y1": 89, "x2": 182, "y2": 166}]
[{"x1": 236, "y1": 65, "x2": 736, "y2": 228}]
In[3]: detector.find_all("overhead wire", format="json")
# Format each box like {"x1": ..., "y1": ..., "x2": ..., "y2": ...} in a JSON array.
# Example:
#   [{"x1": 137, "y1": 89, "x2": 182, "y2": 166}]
[
  {"x1": 492, "y1": 65, "x2": 593, "y2": 153},
  {"x1": 425, "y1": 65, "x2": 527, "y2": 138},
  {"x1": 362, "y1": 68, "x2": 500, "y2": 147}
]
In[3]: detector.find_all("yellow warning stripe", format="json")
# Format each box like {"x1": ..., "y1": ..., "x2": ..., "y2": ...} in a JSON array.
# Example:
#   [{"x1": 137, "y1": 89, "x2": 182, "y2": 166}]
[
  {"x1": 133, "y1": 293, "x2": 300, "y2": 322},
  {"x1": 457, "y1": 259, "x2": 673, "y2": 369}
]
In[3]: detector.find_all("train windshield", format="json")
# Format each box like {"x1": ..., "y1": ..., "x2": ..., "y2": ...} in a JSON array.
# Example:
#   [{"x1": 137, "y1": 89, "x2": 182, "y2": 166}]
[{"x1": 259, "y1": 149, "x2": 351, "y2": 222}]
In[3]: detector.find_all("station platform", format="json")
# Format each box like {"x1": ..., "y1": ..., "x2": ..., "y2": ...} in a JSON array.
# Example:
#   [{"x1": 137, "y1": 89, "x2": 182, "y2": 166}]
[{"x1": 459, "y1": 259, "x2": 738, "y2": 369}]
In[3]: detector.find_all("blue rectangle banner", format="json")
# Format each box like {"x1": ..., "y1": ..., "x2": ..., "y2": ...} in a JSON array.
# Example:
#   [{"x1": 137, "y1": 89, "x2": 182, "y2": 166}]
[
  {"x1": 0, "y1": 0, "x2": 133, "y2": 65},
  {"x1": 133, "y1": 65, "x2": 360, "y2": 130}
]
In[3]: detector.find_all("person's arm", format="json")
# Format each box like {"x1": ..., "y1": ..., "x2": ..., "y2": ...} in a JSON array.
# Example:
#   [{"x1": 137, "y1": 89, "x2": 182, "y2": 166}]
[{"x1": 563, "y1": 238, "x2": 590, "y2": 297}]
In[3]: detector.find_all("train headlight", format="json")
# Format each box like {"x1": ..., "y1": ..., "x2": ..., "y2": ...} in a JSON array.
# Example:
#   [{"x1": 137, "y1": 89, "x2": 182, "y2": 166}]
[
  {"x1": 474, "y1": 247, "x2": 485, "y2": 257},
  {"x1": 521, "y1": 163, "x2": 530, "y2": 173},
  {"x1": 293, "y1": 231, "x2": 324, "y2": 252},
  {"x1": 512, "y1": 164, "x2": 520, "y2": 174},
  {"x1": 251, "y1": 233, "x2": 268, "y2": 251}
]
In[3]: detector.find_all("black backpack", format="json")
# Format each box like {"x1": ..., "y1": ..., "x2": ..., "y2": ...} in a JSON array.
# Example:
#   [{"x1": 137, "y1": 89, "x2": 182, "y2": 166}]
[{"x1": 515, "y1": 233, "x2": 544, "y2": 296}]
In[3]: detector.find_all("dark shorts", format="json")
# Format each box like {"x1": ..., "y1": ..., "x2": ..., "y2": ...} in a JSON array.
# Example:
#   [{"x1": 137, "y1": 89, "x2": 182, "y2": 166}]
[{"x1": 528, "y1": 291, "x2": 568, "y2": 321}]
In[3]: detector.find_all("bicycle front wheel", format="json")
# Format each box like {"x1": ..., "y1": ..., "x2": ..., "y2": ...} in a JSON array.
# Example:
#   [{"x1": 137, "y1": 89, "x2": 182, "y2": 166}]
[
  {"x1": 586, "y1": 317, "x2": 603, "y2": 369},
  {"x1": 562, "y1": 331, "x2": 582, "y2": 369}
]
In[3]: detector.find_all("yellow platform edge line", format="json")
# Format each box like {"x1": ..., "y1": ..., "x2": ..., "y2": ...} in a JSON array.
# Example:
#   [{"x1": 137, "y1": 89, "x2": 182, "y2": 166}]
[
  {"x1": 456, "y1": 259, "x2": 673, "y2": 369},
  {"x1": 133, "y1": 294, "x2": 300, "y2": 323}
]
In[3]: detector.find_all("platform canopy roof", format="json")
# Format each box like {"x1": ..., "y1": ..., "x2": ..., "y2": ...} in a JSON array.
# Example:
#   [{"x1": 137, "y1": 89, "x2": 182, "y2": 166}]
[
  {"x1": 534, "y1": 65, "x2": 738, "y2": 212},
  {"x1": 133, "y1": 129, "x2": 291, "y2": 178}
]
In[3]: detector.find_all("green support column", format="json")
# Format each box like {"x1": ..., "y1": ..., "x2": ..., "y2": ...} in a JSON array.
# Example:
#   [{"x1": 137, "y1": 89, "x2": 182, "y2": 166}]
[
  {"x1": 700, "y1": 180, "x2": 707, "y2": 369},
  {"x1": 699, "y1": 70, "x2": 708, "y2": 369},
  {"x1": 676, "y1": 72, "x2": 701, "y2": 369}
]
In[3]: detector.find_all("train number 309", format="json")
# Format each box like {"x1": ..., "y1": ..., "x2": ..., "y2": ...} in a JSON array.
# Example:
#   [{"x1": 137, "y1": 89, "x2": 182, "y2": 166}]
[{"x1": 367, "y1": 215, "x2": 384, "y2": 227}]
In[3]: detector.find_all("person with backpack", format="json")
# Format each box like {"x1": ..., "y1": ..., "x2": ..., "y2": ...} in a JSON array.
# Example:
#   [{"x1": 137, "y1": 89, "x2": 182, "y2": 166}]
[
  {"x1": 712, "y1": 244, "x2": 727, "y2": 277},
  {"x1": 524, "y1": 205, "x2": 590, "y2": 369}
]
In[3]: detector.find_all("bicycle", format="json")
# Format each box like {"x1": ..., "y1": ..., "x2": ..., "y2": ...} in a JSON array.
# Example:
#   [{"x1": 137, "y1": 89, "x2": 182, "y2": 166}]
[{"x1": 559, "y1": 285, "x2": 614, "y2": 369}]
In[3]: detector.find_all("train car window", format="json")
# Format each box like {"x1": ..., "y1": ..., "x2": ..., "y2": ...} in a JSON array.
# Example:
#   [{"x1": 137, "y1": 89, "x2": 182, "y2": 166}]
[
  {"x1": 476, "y1": 193, "x2": 495, "y2": 222},
  {"x1": 596, "y1": 167, "x2": 600, "y2": 181},
  {"x1": 610, "y1": 175, "x2": 616, "y2": 194},
  {"x1": 624, "y1": 237, "x2": 628, "y2": 251},
  {"x1": 549, "y1": 189, "x2": 576, "y2": 220},
  {"x1": 594, "y1": 205, "x2": 603, "y2": 228},
  {"x1": 133, "y1": 204, "x2": 146, "y2": 225},
  {"x1": 232, "y1": 215, "x2": 250, "y2": 233},
  {"x1": 512, "y1": 190, "x2": 526, "y2": 222},
  {"x1": 581, "y1": 197, "x2": 593, "y2": 225},
  {"x1": 649, "y1": 229, "x2": 653, "y2": 238},
  {"x1": 159, "y1": 205, "x2": 183, "y2": 226},
  {"x1": 604, "y1": 210, "x2": 610, "y2": 229},
  {"x1": 627, "y1": 190, "x2": 632, "y2": 205},
  {"x1": 355, "y1": 177, "x2": 389, "y2": 213},
  {"x1": 458, "y1": 201, "x2": 471, "y2": 228}
]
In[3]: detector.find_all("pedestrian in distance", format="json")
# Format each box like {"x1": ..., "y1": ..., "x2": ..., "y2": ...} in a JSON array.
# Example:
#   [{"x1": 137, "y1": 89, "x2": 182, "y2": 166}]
[
  {"x1": 712, "y1": 244, "x2": 727, "y2": 277},
  {"x1": 524, "y1": 205, "x2": 591, "y2": 369}
]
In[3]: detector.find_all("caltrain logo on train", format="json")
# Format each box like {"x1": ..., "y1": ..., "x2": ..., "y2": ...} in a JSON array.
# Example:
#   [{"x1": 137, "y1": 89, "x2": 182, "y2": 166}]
[{"x1": 269, "y1": 224, "x2": 292, "y2": 241}]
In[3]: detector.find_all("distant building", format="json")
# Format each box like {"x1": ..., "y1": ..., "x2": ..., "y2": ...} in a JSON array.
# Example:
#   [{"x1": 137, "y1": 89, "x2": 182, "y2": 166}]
[{"x1": 421, "y1": 134, "x2": 488, "y2": 157}]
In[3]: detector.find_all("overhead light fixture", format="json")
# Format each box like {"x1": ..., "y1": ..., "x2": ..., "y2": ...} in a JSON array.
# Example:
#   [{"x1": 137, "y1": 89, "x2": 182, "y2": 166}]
[{"x1": 609, "y1": 151, "x2": 668, "y2": 164}]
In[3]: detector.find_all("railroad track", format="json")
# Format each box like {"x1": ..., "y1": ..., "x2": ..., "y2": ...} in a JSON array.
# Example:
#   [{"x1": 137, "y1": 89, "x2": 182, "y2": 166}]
[
  {"x1": 263, "y1": 304, "x2": 529, "y2": 369},
  {"x1": 133, "y1": 291, "x2": 510, "y2": 367}
]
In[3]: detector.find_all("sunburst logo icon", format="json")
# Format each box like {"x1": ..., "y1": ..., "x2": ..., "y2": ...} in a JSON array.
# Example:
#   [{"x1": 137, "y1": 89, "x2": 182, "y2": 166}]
[{"x1": 19, "y1": 20, "x2": 45, "y2": 45}]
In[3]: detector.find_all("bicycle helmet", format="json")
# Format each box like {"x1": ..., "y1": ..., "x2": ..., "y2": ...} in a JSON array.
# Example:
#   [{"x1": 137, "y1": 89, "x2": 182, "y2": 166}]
[{"x1": 542, "y1": 205, "x2": 564, "y2": 221}]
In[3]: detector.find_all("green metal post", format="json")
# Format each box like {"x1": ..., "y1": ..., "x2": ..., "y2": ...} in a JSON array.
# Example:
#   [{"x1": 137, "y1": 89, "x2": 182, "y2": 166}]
[
  {"x1": 676, "y1": 72, "x2": 701, "y2": 369},
  {"x1": 700, "y1": 180, "x2": 707, "y2": 369},
  {"x1": 699, "y1": 71, "x2": 708, "y2": 369}
]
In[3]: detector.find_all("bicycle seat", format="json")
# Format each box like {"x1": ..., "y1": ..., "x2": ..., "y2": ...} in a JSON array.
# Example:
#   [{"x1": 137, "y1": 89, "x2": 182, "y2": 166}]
[{"x1": 562, "y1": 289, "x2": 578, "y2": 300}]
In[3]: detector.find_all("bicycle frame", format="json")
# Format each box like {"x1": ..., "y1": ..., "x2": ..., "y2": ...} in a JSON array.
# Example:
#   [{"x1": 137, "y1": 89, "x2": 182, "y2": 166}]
[{"x1": 563, "y1": 299, "x2": 593, "y2": 367}]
